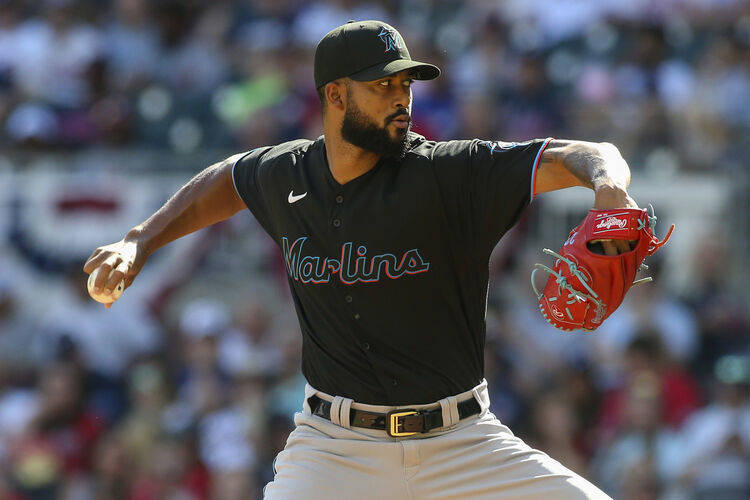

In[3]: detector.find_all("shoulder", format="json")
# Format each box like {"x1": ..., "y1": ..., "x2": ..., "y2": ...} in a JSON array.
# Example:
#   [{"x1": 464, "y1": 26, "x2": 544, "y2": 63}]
[
  {"x1": 234, "y1": 138, "x2": 320, "y2": 178},
  {"x1": 253, "y1": 137, "x2": 319, "y2": 166},
  {"x1": 404, "y1": 132, "x2": 481, "y2": 163}
]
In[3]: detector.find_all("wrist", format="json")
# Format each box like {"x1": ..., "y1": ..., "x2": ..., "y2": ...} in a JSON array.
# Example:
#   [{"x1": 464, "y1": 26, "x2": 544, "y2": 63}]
[
  {"x1": 593, "y1": 181, "x2": 627, "y2": 195},
  {"x1": 125, "y1": 226, "x2": 153, "y2": 256},
  {"x1": 593, "y1": 184, "x2": 638, "y2": 209}
]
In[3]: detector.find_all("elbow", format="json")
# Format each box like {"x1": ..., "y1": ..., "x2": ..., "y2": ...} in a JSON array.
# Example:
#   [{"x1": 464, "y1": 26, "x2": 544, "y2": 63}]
[
  {"x1": 595, "y1": 141, "x2": 631, "y2": 189},
  {"x1": 597, "y1": 141, "x2": 623, "y2": 158}
]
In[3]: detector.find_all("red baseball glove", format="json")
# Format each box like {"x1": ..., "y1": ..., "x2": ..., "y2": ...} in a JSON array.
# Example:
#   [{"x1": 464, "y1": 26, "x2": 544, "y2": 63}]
[{"x1": 531, "y1": 205, "x2": 674, "y2": 331}]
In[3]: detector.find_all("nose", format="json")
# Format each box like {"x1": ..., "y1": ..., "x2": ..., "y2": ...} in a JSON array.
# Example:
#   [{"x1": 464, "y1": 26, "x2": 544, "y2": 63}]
[{"x1": 393, "y1": 85, "x2": 411, "y2": 109}]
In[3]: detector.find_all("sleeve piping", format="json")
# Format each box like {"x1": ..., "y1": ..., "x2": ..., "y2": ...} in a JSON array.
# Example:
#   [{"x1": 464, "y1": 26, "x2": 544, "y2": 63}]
[
  {"x1": 530, "y1": 137, "x2": 554, "y2": 204},
  {"x1": 231, "y1": 148, "x2": 258, "y2": 204}
]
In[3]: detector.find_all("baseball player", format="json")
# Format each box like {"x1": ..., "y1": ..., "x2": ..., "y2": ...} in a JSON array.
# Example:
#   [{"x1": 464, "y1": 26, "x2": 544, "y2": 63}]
[{"x1": 84, "y1": 20, "x2": 640, "y2": 499}]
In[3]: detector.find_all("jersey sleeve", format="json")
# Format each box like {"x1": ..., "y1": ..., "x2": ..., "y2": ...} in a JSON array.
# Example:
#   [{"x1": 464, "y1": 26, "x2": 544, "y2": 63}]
[
  {"x1": 231, "y1": 146, "x2": 276, "y2": 238},
  {"x1": 469, "y1": 137, "x2": 553, "y2": 247}
]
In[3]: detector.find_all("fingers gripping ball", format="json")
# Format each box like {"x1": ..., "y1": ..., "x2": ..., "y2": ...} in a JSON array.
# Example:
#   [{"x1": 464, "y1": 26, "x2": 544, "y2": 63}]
[
  {"x1": 530, "y1": 205, "x2": 675, "y2": 332},
  {"x1": 87, "y1": 267, "x2": 125, "y2": 304}
]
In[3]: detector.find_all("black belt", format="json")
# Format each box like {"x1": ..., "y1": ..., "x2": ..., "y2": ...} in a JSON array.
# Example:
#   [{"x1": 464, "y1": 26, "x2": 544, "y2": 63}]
[{"x1": 307, "y1": 395, "x2": 481, "y2": 437}]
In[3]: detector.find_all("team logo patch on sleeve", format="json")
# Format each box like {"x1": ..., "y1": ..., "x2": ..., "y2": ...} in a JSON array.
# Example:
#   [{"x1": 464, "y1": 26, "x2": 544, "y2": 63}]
[{"x1": 484, "y1": 140, "x2": 533, "y2": 154}]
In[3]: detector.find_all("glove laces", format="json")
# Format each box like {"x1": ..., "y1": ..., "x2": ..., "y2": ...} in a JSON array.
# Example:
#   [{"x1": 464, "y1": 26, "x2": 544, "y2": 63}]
[{"x1": 531, "y1": 249, "x2": 605, "y2": 324}]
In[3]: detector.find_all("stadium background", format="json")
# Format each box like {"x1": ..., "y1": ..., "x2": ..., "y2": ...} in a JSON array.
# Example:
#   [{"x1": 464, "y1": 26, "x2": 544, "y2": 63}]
[{"x1": 0, "y1": 0, "x2": 749, "y2": 498}]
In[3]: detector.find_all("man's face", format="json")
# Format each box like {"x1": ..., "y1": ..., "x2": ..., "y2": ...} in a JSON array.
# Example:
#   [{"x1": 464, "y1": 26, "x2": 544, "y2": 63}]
[{"x1": 340, "y1": 70, "x2": 415, "y2": 160}]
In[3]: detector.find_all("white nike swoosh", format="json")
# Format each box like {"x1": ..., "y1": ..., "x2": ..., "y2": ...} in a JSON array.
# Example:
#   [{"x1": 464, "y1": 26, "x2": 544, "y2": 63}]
[{"x1": 288, "y1": 190, "x2": 307, "y2": 204}]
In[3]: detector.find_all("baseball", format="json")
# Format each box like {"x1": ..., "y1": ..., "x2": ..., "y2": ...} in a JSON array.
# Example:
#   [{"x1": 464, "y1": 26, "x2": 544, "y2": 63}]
[{"x1": 87, "y1": 267, "x2": 125, "y2": 304}]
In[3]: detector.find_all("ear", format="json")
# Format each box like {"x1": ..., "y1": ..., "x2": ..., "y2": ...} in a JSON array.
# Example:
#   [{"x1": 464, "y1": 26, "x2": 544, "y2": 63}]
[{"x1": 325, "y1": 80, "x2": 346, "y2": 111}]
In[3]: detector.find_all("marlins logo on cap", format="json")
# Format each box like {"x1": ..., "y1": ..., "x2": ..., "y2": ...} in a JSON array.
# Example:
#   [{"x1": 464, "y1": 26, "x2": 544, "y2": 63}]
[
  {"x1": 313, "y1": 20, "x2": 440, "y2": 89},
  {"x1": 378, "y1": 27, "x2": 401, "y2": 52}
]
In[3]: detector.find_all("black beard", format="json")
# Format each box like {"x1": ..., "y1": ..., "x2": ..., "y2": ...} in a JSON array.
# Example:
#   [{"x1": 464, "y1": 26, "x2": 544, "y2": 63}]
[{"x1": 341, "y1": 100, "x2": 410, "y2": 161}]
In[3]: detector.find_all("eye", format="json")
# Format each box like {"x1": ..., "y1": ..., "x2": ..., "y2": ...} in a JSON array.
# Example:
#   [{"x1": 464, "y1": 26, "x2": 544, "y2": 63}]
[
  {"x1": 379, "y1": 80, "x2": 390, "y2": 87},
  {"x1": 404, "y1": 79, "x2": 414, "y2": 87}
]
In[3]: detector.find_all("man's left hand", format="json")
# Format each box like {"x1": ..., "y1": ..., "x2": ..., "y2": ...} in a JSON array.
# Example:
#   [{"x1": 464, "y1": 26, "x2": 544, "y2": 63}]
[{"x1": 592, "y1": 185, "x2": 639, "y2": 255}]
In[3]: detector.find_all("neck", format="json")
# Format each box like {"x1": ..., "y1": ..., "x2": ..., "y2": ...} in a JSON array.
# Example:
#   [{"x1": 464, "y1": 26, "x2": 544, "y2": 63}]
[{"x1": 323, "y1": 122, "x2": 381, "y2": 185}]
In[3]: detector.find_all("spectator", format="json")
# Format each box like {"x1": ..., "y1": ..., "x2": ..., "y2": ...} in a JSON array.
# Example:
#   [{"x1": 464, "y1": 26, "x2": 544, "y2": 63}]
[
  {"x1": 176, "y1": 299, "x2": 230, "y2": 419},
  {"x1": 0, "y1": 279, "x2": 42, "y2": 375},
  {"x1": 686, "y1": 237, "x2": 750, "y2": 378},
  {"x1": 105, "y1": 0, "x2": 161, "y2": 93},
  {"x1": 597, "y1": 334, "x2": 701, "y2": 442},
  {"x1": 220, "y1": 300, "x2": 284, "y2": 378},
  {"x1": 117, "y1": 360, "x2": 172, "y2": 468},
  {"x1": 129, "y1": 438, "x2": 203, "y2": 500},
  {"x1": 7, "y1": 362, "x2": 103, "y2": 499},
  {"x1": 528, "y1": 391, "x2": 589, "y2": 476},
  {"x1": 678, "y1": 356, "x2": 750, "y2": 498},
  {"x1": 10, "y1": 0, "x2": 103, "y2": 108},
  {"x1": 39, "y1": 268, "x2": 161, "y2": 380},
  {"x1": 153, "y1": 1, "x2": 229, "y2": 96},
  {"x1": 592, "y1": 372, "x2": 685, "y2": 498},
  {"x1": 592, "y1": 272, "x2": 699, "y2": 383},
  {"x1": 89, "y1": 432, "x2": 134, "y2": 500},
  {"x1": 199, "y1": 404, "x2": 256, "y2": 500},
  {"x1": 37, "y1": 268, "x2": 161, "y2": 421}
]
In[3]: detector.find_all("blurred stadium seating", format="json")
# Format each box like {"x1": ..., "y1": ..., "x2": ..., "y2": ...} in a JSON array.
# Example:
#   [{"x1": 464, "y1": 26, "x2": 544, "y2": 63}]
[{"x1": 1, "y1": 1, "x2": 749, "y2": 499}]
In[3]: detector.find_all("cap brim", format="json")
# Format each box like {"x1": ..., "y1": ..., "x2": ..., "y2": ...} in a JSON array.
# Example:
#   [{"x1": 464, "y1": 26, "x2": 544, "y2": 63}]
[{"x1": 349, "y1": 59, "x2": 440, "y2": 82}]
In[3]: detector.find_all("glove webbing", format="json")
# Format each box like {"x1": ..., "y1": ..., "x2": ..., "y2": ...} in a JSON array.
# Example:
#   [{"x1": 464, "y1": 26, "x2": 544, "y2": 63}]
[
  {"x1": 642, "y1": 203, "x2": 675, "y2": 256},
  {"x1": 531, "y1": 249, "x2": 603, "y2": 324}
]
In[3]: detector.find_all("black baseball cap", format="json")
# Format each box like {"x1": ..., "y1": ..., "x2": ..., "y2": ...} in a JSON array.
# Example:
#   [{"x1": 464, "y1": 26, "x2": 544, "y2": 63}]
[{"x1": 314, "y1": 20, "x2": 441, "y2": 89}]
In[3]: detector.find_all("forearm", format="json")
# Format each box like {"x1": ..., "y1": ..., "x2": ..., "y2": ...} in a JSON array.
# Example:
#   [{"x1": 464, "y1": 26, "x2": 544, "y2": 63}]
[
  {"x1": 128, "y1": 153, "x2": 246, "y2": 255},
  {"x1": 545, "y1": 140, "x2": 630, "y2": 191},
  {"x1": 535, "y1": 140, "x2": 637, "y2": 211}
]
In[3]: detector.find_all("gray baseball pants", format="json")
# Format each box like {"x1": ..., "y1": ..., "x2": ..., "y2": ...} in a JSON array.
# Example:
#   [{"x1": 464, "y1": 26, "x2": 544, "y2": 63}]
[{"x1": 263, "y1": 380, "x2": 610, "y2": 499}]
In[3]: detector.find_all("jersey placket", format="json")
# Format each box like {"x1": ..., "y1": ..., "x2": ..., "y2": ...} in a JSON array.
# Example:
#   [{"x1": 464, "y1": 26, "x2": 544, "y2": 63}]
[
  {"x1": 328, "y1": 187, "x2": 364, "y2": 325},
  {"x1": 334, "y1": 178, "x2": 409, "y2": 400},
  {"x1": 315, "y1": 146, "x2": 396, "y2": 398}
]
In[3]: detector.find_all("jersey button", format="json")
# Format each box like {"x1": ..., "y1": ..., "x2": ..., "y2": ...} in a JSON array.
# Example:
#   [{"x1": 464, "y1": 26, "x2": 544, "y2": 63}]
[
  {"x1": 354, "y1": 313, "x2": 360, "y2": 320},
  {"x1": 335, "y1": 195, "x2": 344, "y2": 204},
  {"x1": 345, "y1": 295, "x2": 353, "y2": 303},
  {"x1": 362, "y1": 342, "x2": 370, "y2": 351},
  {"x1": 392, "y1": 379, "x2": 398, "y2": 386},
  {"x1": 333, "y1": 219, "x2": 341, "y2": 227}
]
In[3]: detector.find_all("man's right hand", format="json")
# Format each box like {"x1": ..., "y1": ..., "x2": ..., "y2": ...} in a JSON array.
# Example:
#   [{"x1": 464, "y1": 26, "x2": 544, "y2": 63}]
[
  {"x1": 81, "y1": 152, "x2": 246, "y2": 308},
  {"x1": 83, "y1": 235, "x2": 148, "y2": 308}
]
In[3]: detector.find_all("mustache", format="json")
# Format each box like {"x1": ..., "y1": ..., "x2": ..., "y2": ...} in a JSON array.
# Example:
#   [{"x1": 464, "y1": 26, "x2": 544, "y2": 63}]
[{"x1": 387, "y1": 111, "x2": 411, "y2": 123}]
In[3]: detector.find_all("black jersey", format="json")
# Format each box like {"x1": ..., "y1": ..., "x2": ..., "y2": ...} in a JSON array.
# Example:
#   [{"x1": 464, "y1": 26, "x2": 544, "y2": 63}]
[{"x1": 233, "y1": 132, "x2": 552, "y2": 405}]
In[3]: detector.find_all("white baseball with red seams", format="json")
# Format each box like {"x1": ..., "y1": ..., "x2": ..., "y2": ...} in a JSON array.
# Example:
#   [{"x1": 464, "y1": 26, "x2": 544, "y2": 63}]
[{"x1": 87, "y1": 266, "x2": 124, "y2": 304}]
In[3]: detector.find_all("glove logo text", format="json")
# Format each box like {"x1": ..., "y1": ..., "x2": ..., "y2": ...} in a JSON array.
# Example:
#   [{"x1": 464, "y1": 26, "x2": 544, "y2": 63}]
[
  {"x1": 551, "y1": 304, "x2": 564, "y2": 319},
  {"x1": 595, "y1": 216, "x2": 627, "y2": 231}
]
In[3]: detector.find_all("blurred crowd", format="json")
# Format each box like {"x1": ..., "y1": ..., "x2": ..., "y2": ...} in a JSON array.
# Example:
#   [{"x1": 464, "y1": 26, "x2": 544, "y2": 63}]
[
  {"x1": 1, "y1": 0, "x2": 750, "y2": 499},
  {"x1": 0, "y1": 0, "x2": 749, "y2": 172}
]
